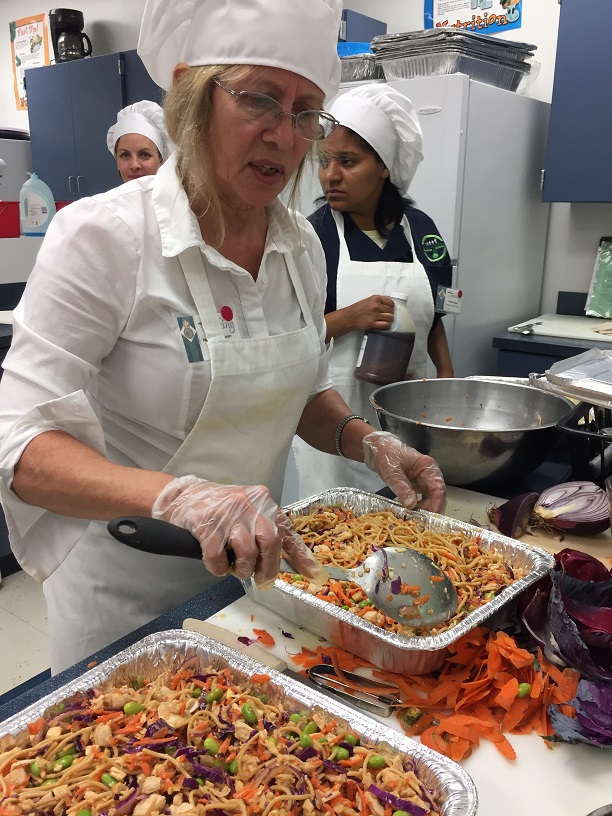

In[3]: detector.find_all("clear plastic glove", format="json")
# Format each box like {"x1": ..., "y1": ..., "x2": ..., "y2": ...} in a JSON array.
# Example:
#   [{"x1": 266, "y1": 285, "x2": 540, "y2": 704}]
[
  {"x1": 151, "y1": 475, "x2": 328, "y2": 589},
  {"x1": 362, "y1": 431, "x2": 447, "y2": 513}
]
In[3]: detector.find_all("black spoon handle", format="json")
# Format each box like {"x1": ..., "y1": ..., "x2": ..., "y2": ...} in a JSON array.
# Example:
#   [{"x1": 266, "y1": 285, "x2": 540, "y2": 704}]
[{"x1": 107, "y1": 516, "x2": 202, "y2": 559}]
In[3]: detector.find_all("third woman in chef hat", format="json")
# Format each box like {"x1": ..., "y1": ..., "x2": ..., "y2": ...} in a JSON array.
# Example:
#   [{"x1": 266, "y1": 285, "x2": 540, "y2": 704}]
[
  {"x1": 294, "y1": 83, "x2": 454, "y2": 498},
  {"x1": 107, "y1": 100, "x2": 172, "y2": 182},
  {"x1": 0, "y1": 1, "x2": 446, "y2": 672}
]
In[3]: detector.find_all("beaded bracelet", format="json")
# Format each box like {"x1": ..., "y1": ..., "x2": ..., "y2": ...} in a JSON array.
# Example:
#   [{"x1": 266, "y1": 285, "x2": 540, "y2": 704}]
[{"x1": 334, "y1": 414, "x2": 370, "y2": 457}]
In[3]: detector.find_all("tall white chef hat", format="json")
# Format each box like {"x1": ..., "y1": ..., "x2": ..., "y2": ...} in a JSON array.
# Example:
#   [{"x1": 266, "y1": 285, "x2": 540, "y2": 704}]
[
  {"x1": 328, "y1": 83, "x2": 424, "y2": 194},
  {"x1": 137, "y1": 0, "x2": 342, "y2": 101},
  {"x1": 106, "y1": 101, "x2": 172, "y2": 160}
]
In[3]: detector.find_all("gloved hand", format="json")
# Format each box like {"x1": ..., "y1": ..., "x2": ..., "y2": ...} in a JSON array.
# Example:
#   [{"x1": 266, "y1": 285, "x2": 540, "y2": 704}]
[
  {"x1": 152, "y1": 475, "x2": 328, "y2": 589},
  {"x1": 362, "y1": 431, "x2": 447, "y2": 513}
]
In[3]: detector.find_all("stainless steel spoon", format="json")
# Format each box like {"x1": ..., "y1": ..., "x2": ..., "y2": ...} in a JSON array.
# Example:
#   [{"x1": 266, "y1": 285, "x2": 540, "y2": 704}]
[
  {"x1": 312, "y1": 546, "x2": 458, "y2": 628},
  {"x1": 107, "y1": 518, "x2": 458, "y2": 627}
]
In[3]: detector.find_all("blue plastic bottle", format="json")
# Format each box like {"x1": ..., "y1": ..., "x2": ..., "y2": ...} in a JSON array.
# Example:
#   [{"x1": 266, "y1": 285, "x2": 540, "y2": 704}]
[{"x1": 19, "y1": 172, "x2": 56, "y2": 236}]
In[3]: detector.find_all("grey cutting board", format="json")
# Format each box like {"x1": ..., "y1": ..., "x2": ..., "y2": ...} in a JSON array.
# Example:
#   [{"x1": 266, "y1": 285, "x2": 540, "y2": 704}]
[{"x1": 507, "y1": 313, "x2": 612, "y2": 343}]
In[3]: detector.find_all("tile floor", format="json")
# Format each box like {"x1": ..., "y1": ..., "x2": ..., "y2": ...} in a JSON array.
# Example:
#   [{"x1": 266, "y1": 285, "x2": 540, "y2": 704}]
[{"x1": 0, "y1": 570, "x2": 50, "y2": 696}]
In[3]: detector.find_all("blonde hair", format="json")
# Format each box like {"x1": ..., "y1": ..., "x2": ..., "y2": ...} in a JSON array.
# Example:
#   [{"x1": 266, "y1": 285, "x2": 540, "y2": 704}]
[{"x1": 163, "y1": 64, "x2": 313, "y2": 246}]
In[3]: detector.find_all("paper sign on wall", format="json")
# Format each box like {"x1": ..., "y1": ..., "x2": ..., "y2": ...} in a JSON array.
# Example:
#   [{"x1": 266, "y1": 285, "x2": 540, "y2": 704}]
[
  {"x1": 424, "y1": 0, "x2": 523, "y2": 34},
  {"x1": 9, "y1": 14, "x2": 50, "y2": 111}
]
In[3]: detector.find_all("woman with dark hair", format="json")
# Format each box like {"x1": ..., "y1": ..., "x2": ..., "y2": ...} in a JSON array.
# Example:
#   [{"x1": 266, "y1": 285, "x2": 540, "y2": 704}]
[{"x1": 294, "y1": 83, "x2": 454, "y2": 497}]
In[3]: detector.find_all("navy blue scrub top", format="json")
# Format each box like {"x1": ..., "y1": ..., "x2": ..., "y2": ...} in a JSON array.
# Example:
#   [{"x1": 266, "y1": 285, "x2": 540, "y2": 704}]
[{"x1": 308, "y1": 203, "x2": 452, "y2": 328}]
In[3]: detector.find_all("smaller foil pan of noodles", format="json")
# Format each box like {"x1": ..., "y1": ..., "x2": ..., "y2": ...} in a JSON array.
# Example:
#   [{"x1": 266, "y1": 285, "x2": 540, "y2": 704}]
[{"x1": 242, "y1": 488, "x2": 554, "y2": 675}]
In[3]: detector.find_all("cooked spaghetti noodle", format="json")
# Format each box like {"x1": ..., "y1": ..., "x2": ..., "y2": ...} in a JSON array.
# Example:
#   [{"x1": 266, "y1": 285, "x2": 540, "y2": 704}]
[
  {"x1": 282, "y1": 505, "x2": 522, "y2": 636},
  {"x1": 0, "y1": 663, "x2": 439, "y2": 816}
]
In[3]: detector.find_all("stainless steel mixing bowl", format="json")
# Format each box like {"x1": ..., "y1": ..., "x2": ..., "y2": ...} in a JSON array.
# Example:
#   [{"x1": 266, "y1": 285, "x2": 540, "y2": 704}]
[{"x1": 369, "y1": 378, "x2": 573, "y2": 487}]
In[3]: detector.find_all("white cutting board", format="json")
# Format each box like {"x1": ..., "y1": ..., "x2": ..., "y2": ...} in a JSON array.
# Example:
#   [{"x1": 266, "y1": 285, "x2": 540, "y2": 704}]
[{"x1": 508, "y1": 313, "x2": 612, "y2": 343}]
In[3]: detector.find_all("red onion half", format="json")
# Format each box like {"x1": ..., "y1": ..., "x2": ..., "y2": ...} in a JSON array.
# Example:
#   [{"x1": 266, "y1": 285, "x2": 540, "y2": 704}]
[
  {"x1": 534, "y1": 482, "x2": 610, "y2": 535},
  {"x1": 489, "y1": 482, "x2": 610, "y2": 539}
]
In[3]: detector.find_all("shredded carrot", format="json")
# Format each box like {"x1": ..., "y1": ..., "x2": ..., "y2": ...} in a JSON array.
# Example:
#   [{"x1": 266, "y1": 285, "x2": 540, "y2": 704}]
[
  {"x1": 292, "y1": 626, "x2": 580, "y2": 763},
  {"x1": 250, "y1": 674, "x2": 271, "y2": 684},
  {"x1": 27, "y1": 717, "x2": 45, "y2": 735},
  {"x1": 252, "y1": 628, "x2": 275, "y2": 647}
]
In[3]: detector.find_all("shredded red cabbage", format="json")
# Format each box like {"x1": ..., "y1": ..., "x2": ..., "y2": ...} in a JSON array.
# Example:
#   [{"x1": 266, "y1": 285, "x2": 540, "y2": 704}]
[{"x1": 367, "y1": 784, "x2": 428, "y2": 816}]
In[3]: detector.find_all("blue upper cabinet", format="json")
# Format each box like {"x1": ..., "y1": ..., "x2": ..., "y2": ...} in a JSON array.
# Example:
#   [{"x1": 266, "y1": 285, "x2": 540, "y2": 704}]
[
  {"x1": 26, "y1": 50, "x2": 162, "y2": 202},
  {"x1": 542, "y1": 0, "x2": 612, "y2": 202}
]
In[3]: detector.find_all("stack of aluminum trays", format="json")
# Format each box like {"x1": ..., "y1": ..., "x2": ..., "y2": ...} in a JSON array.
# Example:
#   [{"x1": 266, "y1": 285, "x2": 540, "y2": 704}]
[
  {"x1": 0, "y1": 630, "x2": 479, "y2": 816},
  {"x1": 338, "y1": 41, "x2": 384, "y2": 83},
  {"x1": 371, "y1": 28, "x2": 536, "y2": 92},
  {"x1": 243, "y1": 488, "x2": 554, "y2": 675}
]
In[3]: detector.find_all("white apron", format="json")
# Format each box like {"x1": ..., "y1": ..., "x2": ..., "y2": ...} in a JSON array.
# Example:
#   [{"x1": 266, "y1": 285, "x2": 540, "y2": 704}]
[
  {"x1": 44, "y1": 246, "x2": 320, "y2": 673},
  {"x1": 294, "y1": 210, "x2": 434, "y2": 498}
]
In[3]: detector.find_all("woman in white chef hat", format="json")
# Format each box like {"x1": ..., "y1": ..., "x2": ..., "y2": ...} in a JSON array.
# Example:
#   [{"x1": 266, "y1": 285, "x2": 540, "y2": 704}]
[
  {"x1": 0, "y1": 1, "x2": 446, "y2": 673},
  {"x1": 107, "y1": 100, "x2": 170, "y2": 182},
  {"x1": 294, "y1": 83, "x2": 454, "y2": 498}
]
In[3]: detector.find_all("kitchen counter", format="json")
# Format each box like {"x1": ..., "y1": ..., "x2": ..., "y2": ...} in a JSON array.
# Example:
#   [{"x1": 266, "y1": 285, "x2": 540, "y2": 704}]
[
  {"x1": 493, "y1": 330, "x2": 604, "y2": 378},
  {"x1": 0, "y1": 486, "x2": 610, "y2": 816}
]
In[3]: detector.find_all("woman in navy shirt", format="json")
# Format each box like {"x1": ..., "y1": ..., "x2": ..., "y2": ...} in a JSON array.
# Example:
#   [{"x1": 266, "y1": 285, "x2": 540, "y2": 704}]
[{"x1": 294, "y1": 83, "x2": 453, "y2": 497}]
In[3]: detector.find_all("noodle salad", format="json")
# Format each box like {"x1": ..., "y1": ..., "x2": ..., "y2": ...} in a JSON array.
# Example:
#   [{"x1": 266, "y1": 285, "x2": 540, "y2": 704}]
[
  {"x1": 282, "y1": 505, "x2": 523, "y2": 636},
  {"x1": 0, "y1": 663, "x2": 439, "y2": 816}
]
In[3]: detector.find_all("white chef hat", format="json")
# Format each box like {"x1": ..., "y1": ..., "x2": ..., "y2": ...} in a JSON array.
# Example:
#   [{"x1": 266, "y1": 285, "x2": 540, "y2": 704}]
[
  {"x1": 106, "y1": 100, "x2": 172, "y2": 159},
  {"x1": 328, "y1": 83, "x2": 424, "y2": 194},
  {"x1": 137, "y1": 0, "x2": 342, "y2": 101}
]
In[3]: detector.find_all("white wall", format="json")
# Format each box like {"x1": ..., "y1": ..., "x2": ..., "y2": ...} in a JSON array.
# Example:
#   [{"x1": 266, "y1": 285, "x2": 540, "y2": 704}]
[{"x1": 1, "y1": 0, "x2": 611, "y2": 312}]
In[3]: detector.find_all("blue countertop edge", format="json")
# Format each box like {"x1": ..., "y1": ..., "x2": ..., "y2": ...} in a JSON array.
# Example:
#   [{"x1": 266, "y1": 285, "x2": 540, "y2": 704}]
[
  {"x1": 492, "y1": 331, "x2": 604, "y2": 354},
  {"x1": 0, "y1": 576, "x2": 245, "y2": 724}
]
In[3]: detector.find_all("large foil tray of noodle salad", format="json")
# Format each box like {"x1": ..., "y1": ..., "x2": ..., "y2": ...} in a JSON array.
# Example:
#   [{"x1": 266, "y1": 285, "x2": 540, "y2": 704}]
[
  {"x1": 0, "y1": 629, "x2": 477, "y2": 816},
  {"x1": 242, "y1": 488, "x2": 554, "y2": 675}
]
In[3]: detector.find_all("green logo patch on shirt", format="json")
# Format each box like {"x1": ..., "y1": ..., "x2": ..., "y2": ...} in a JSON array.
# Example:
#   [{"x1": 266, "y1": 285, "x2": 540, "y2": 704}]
[{"x1": 422, "y1": 234, "x2": 447, "y2": 263}]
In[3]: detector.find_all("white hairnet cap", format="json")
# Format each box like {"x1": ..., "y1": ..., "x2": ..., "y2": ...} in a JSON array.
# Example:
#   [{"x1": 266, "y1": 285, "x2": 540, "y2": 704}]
[
  {"x1": 107, "y1": 101, "x2": 173, "y2": 160},
  {"x1": 328, "y1": 83, "x2": 424, "y2": 194},
  {"x1": 137, "y1": 0, "x2": 342, "y2": 101}
]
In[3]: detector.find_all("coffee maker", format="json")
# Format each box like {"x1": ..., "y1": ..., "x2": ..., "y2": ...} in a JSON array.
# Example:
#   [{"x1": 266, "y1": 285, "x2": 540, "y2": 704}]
[{"x1": 49, "y1": 9, "x2": 92, "y2": 62}]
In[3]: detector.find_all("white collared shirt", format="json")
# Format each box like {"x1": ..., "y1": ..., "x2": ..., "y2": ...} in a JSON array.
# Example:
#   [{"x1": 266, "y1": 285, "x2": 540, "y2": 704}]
[{"x1": 0, "y1": 156, "x2": 331, "y2": 578}]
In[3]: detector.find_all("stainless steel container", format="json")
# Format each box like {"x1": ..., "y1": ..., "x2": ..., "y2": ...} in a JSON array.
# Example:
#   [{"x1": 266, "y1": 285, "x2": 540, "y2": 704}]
[
  {"x1": 0, "y1": 630, "x2": 478, "y2": 816},
  {"x1": 243, "y1": 489, "x2": 554, "y2": 675},
  {"x1": 370, "y1": 378, "x2": 573, "y2": 487}
]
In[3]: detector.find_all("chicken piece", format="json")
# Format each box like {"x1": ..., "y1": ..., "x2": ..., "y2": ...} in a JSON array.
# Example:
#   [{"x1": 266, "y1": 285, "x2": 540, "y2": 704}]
[
  {"x1": 133, "y1": 793, "x2": 167, "y2": 816},
  {"x1": 52, "y1": 785, "x2": 71, "y2": 800},
  {"x1": 0, "y1": 734, "x2": 17, "y2": 752},
  {"x1": 156, "y1": 702, "x2": 189, "y2": 730},
  {"x1": 141, "y1": 776, "x2": 162, "y2": 794},
  {"x1": 364, "y1": 792, "x2": 385, "y2": 816},
  {"x1": 45, "y1": 727, "x2": 63, "y2": 741},
  {"x1": 4, "y1": 766, "x2": 28, "y2": 789},
  {"x1": 92, "y1": 722, "x2": 114, "y2": 747},
  {"x1": 233, "y1": 721, "x2": 255, "y2": 742}
]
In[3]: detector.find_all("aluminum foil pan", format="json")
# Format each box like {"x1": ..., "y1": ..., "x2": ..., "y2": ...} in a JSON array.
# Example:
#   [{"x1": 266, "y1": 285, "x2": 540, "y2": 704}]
[
  {"x1": 243, "y1": 489, "x2": 554, "y2": 675},
  {"x1": 0, "y1": 630, "x2": 478, "y2": 816},
  {"x1": 341, "y1": 54, "x2": 384, "y2": 83},
  {"x1": 378, "y1": 53, "x2": 529, "y2": 92}
]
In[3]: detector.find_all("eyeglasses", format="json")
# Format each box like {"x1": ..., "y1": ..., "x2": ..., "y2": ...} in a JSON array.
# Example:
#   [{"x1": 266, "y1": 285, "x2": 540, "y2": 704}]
[{"x1": 213, "y1": 79, "x2": 338, "y2": 141}]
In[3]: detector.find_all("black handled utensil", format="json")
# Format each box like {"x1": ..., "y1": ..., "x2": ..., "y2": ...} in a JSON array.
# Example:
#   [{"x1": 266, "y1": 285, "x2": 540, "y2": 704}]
[{"x1": 107, "y1": 516, "x2": 202, "y2": 559}]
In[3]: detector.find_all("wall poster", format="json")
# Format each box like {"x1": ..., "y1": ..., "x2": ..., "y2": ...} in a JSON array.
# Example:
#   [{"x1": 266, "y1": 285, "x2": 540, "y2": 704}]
[
  {"x1": 9, "y1": 14, "x2": 50, "y2": 110},
  {"x1": 424, "y1": 0, "x2": 523, "y2": 34}
]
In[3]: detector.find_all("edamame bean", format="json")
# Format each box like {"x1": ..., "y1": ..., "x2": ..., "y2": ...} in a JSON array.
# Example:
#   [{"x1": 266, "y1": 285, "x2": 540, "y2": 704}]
[
  {"x1": 40, "y1": 779, "x2": 59, "y2": 787},
  {"x1": 392, "y1": 811, "x2": 410, "y2": 816},
  {"x1": 289, "y1": 713, "x2": 302, "y2": 724},
  {"x1": 192, "y1": 687, "x2": 202, "y2": 698},
  {"x1": 53, "y1": 754, "x2": 74, "y2": 771},
  {"x1": 257, "y1": 694, "x2": 269, "y2": 704},
  {"x1": 196, "y1": 778, "x2": 204, "y2": 786},
  {"x1": 303, "y1": 721, "x2": 318, "y2": 735},
  {"x1": 203, "y1": 738, "x2": 219, "y2": 756},
  {"x1": 358, "y1": 599, "x2": 372, "y2": 608},
  {"x1": 299, "y1": 734, "x2": 313, "y2": 749},
  {"x1": 29, "y1": 761, "x2": 40, "y2": 776},
  {"x1": 318, "y1": 737, "x2": 328, "y2": 743},
  {"x1": 77, "y1": 809, "x2": 92, "y2": 816},
  {"x1": 205, "y1": 688, "x2": 224, "y2": 704},
  {"x1": 367, "y1": 755, "x2": 386, "y2": 769},
  {"x1": 241, "y1": 702, "x2": 258, "y2": 724},
  {"x1": 101, "y1": 773, "x2": 118, "y2": 787},
  {"x1": 165, "y1": 746, "x2": 177, "y2": 756},
  {"x1": 292, "y1": 575, "x2": 303, "y2": 583},
  {"x1": 517, "y1": 682, "x2": 532, "y2": 698},
  {"x1": 343, "y1": 733, "x2": 358, "y2": 745},
  {"x1": 334, "y1": 747, "x2": 350, "y2": 761},
  {"x1": 123, "y1": 701, "x2": 145, "y2": 716},
  {"x1": 58, "y1": 745, "x2": 76, "y2": 757},
  {"x1": 228, "y1": 759, "x2": 239, "y2": 775}
]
